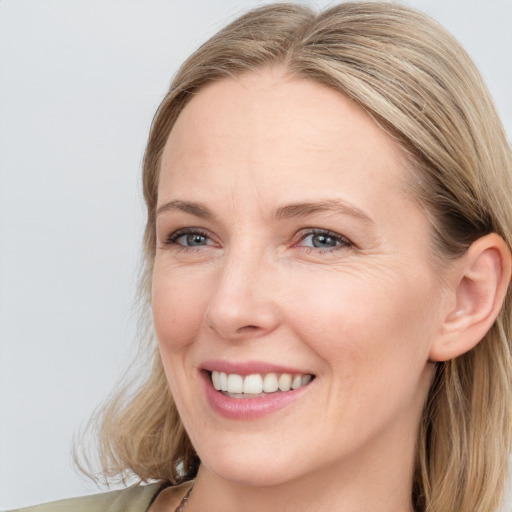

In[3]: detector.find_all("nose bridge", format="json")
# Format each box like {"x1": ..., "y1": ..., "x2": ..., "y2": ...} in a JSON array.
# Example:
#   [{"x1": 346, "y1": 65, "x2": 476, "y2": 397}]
[{"x1": 205, "y1": 242, "x2": 279, "y2": 340}]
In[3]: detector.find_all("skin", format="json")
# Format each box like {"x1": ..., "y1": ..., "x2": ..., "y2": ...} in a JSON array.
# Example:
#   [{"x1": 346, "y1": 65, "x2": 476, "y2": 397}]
[{"x1": 151, "y1": 68, "x2": 457, "y2": 512}]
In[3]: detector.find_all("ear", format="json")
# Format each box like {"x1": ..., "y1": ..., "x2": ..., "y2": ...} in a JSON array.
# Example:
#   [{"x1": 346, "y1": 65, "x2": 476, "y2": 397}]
[{"x1": 429, "y1": 233, "x2": 511, "y2": 362}]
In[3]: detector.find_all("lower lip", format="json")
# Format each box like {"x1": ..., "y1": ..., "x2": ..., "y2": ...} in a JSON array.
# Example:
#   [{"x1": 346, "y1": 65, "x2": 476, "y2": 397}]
[{"x1": 200, "y1": 371, "x2": 311, "y2": 420}]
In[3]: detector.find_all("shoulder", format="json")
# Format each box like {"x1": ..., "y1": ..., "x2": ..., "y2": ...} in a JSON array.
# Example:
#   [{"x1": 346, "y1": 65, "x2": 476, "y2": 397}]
[
  {"x1": 9, "y1": 483, "x2": 166, "y2": 512},
  {"x1": 147, "y1": 481, "x2": 194, "y2": 512}
]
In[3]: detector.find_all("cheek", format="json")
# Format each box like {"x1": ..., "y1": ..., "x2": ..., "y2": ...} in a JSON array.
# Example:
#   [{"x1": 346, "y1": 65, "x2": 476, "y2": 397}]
[
  {"x1": 289, "y1": 271, "x2": 436, "y2": 431},
  {"x1": 151, "y1": 264, "x2": 211, "y2": 351},
  {"x1": 287, "y1": 269, "x2": 435, "y2": 375}
]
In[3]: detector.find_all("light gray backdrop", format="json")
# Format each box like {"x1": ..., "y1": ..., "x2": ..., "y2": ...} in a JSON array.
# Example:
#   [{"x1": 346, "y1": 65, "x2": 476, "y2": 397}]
[{"x1": 1, "y1": 0, "x2": 511, "y2": 508}]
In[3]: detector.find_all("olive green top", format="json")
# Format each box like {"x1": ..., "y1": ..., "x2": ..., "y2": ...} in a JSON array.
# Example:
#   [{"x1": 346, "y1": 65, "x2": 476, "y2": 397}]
[{"x1": 9, "y1": 483, "x2": 167, "y2": 512}]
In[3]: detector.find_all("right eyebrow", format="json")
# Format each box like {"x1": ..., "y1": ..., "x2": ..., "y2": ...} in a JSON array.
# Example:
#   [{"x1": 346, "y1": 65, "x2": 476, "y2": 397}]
[
  {"x1": 155, "y1": 200, "x2": 214, "y2": 220},
  {"x1": 274, "y1": 199, "x2": 374, "y2": 226}
]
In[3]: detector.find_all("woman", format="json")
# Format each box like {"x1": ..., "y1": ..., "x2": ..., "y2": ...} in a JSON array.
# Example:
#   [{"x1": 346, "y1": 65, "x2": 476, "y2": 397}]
[{"x1": 13, "y1": 2, "x2": 512, "y2": 511}]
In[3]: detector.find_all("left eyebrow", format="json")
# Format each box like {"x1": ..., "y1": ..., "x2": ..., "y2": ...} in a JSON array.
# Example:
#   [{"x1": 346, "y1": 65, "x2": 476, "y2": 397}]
[{"x1": 274, "y1": 200, "x2": 374, "y2": 226}]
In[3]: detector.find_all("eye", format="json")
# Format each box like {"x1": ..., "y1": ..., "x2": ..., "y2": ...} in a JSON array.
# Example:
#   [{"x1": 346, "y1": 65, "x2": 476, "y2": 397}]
[
  {"x1": 295, "y1": 229, "x2": 352, "y2": 251},
  {"x1": 178, "y1": 233, "x2": 209, "y2": 247},
  {"x1": 165, "y1": 228, "x2": 217, "y2": 248}
]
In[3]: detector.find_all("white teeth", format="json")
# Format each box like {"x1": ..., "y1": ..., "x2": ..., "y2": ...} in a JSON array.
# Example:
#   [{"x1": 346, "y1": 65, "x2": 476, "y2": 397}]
[
  {"x1": 243, "y1": 374, "x2": 263, "y2": 394},
  {"x1": 263, "y1": 373, "x2": 279, "y2": 393},
  {"x1": 291, "y1": 375, "x2": 302, "y2": 389},
  {"x1": 278, "y1": 373, "x2": 292, "y2": 391},
  {"x1": 301, "y1": 375, "x2": 312, "y2": 386},
  {"x1": 226, "y1": 373, "x2": 243, "y2": 394},
  {"x1": 212, "y1": 371, "x2": 221, "y2": 390},
  {"x1": 219, "y1": 372, "x2": 228, "y2": 392},
  {"x1": 210, "y1": 370, "x2": 313, "y2": 395}
]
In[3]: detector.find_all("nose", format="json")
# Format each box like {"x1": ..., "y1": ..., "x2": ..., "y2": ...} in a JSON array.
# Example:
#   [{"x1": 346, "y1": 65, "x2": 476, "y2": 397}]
[{"x1": 204, "y1": 250, "x2": 281, "y2": 342}]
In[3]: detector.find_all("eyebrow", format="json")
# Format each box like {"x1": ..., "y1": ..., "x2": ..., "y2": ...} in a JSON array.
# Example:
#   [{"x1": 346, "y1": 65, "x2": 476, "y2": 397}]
[
  {"x1": 275, "y1": 200, "x2": 374, "y2": 225},
  {"x1": 156, "y1": 198, "x2": 374, "y2": 225},
  {"x1": 156, "y1": 200, "x2": 214, "y2": 220}
]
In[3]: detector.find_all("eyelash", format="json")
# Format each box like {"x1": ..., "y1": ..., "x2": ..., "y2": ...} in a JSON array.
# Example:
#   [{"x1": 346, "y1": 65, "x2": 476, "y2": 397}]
[{"x1": 163, "y1": 227, "x2": 353, "y2": 253}]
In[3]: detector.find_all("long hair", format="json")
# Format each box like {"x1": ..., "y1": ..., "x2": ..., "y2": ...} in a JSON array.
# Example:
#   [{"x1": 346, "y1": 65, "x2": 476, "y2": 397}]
[{"x1": 89, "y1": 3, "x2": 512, "y2": 511}]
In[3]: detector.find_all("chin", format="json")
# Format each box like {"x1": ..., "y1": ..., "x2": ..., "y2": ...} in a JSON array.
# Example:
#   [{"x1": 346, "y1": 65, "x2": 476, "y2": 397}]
[
  {"x1": 203, "y1": 456, "x2": 301, "y2": 488},
  {"x1": 194, "y1": 434, "x2": 312, "y2": 488}
]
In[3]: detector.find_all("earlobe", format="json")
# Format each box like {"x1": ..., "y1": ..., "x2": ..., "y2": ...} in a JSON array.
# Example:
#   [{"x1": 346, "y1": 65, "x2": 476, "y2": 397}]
[{"x1": 429, "y1": 233, "x2": 511, "y2": 362}]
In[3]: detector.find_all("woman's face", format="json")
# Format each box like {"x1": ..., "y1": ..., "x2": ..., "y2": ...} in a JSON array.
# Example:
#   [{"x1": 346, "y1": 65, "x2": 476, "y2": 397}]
[{"x1": 152, "y1": 69, "x2": 449, "y2": 488}]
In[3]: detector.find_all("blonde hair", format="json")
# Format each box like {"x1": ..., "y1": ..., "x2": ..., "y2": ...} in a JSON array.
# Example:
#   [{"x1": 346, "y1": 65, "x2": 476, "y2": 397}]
[{"x1": 90, "y1": 3, "x2": 512, "y2": 511}]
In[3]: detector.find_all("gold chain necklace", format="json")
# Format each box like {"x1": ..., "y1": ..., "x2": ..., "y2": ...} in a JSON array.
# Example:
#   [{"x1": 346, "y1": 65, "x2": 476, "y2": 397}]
[{"x1": 174, "y1": 484, "x2": 194, "y2": 512}]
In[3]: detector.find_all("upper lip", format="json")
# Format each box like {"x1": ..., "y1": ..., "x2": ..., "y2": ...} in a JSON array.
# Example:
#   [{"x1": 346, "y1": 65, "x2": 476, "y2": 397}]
[{"x1": 200, "y1": 360, "x2": 314, "y2": 376}]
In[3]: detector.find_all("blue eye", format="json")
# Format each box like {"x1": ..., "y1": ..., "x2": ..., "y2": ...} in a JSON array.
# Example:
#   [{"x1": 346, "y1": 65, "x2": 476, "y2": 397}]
[
  {"x1": 166, "y1": 229, "x2": 215, "y2": 247},
  {"x1": 178, "y1": 233, "x2": 209, "y2": 246},
  {"x1": 297, "y1": 230, "x2": 352, "y2": 251},
  {"x1": 305, "y1": 233, "x2": 340, "y2": 248}
]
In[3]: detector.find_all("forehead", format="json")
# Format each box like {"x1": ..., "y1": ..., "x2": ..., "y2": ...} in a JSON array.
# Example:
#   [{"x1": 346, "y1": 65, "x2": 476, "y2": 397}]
[{"x1": 159, "y1": 68, "x2": 411, "y2": 210}]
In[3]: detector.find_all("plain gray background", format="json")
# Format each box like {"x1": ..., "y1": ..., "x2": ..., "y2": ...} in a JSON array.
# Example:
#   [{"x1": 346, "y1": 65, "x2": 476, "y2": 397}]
[{"x1": 1, "y1": 0, "x2": 511, "y2": 508}]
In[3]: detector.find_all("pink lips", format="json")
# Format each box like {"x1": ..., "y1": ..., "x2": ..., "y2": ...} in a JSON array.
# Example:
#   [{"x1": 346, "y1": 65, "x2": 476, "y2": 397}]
[
  {"x1": 199, "y1": 360, "x2": 313, "y2": 420},
  {"x1": 201, "y1": 360, "x2": 311, "y2": 376}
]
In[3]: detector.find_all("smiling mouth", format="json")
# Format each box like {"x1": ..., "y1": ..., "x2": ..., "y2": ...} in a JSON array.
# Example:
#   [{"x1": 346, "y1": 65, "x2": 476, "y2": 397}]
[{"x1": 209, "y1": 371, "x2": 314, "y2": 398}]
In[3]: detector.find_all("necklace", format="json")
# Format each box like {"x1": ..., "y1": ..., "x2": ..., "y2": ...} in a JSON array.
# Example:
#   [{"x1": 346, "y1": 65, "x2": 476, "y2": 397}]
[{"x1": 174, "y1": 484, "x2": 194, "y2": 512}]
